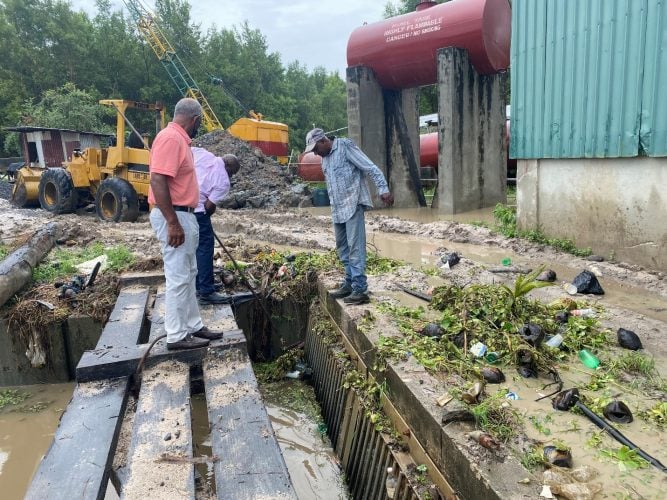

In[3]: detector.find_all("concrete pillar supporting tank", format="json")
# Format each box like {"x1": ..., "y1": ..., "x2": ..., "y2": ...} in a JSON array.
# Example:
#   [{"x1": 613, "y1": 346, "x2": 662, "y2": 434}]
[
  {"x1": 432, "y1": 47, "x2": 507, "y2": 213},
  {"x1": 346, "y1": 65, "x2": 424, "y2": 208}
]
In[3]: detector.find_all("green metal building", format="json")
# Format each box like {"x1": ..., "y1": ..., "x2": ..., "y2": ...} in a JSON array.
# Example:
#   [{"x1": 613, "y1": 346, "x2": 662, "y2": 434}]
[
  {"x1": 511, "y1": 0, "x2": 667, "y2": 158},
  {"x1": 510, "y1": 0, "x2": 667, "y2": 271}
]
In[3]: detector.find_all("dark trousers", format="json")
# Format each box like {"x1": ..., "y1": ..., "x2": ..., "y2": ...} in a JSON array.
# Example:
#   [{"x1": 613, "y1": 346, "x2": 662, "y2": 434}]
[{"x1": 195, "y1": 211, "x2": 215, "y2": 296}]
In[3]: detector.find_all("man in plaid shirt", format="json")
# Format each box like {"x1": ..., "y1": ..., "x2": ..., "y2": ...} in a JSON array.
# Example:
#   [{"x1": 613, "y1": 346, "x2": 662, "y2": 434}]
[{"x1": 305, "y1": 128, "x2": 394, "y2": 305}]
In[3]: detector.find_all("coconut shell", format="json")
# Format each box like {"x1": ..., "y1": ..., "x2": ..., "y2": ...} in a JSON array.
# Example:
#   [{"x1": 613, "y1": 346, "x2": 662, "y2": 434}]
[
  {"x1": 603, "y1": 401, "x2": 633, "y2": 423},
  {"x1": 554, "y1": 311, "x2": 570, "y2": 324},
  {"x1": 552, "y1": 388, "x2": 579, "y2": 411},
  {"x1": 617, "y1": 328, "x2": 643, "y2": 351},
  {"x1": 480, "y1": 367, "x2": 505, "y2": 384},
  {"x1": 517, "y1": 365, "x2": 538, "y2": 378},
  {"x1": 420, "y1": 323, "x2": 444, "y2": 338},
  {"x1": 543, "y1": 445, "x2": 573, "y2": 468},
  {"x1": 519, "y1": 323, "x2": 545, "y2": 347}
]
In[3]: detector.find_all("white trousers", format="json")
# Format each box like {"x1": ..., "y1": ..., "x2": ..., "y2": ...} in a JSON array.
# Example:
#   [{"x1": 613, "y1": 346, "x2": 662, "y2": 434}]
[{"x1": 150, "y1": 208, "x2": 204, "y2": 343}]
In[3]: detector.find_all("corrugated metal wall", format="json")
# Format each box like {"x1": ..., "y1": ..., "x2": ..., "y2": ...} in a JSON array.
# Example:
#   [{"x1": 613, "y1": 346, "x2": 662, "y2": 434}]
[
  {"x1": 511, "y1": 0, "x2": 667, "y2": 159},
  {"x1": 641, "y1": 0, "x2": 667, "y2": 155}
]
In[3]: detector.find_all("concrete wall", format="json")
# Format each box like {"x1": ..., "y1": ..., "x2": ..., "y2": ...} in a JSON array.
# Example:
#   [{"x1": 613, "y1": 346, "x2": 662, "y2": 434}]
[
  {"x1": 517, "y1": 157, "x2": 667, "y2": 271},
  {"x1": 347, "y1": 66, "x2": 387, "y2": 206},
  {"x1": 432, "y1": 47, "x2": 507, "y2": 213},
  {"x1": 347, "y1": 65, "x2": 424, "y2": 208},
  {"x1": 0, "y1": 317, "x2": 103, "y2": 386}
]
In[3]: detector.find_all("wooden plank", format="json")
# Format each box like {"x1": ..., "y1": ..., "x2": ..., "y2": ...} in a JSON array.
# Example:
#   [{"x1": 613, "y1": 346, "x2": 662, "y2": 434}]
[
  {"x1": 27, "y1": 286, "x2": 152, "y2": 499},
  {"x1": 76, "y1": 330, "x2": 246, "y2": 382},
  {"x1": 122, "y1": 360, "x2": 194, "y2": 499},
  {"x1": 96, "y1": 286, "x2": 151, "y2": 349},
  {"x1": 148, "y1": 288, "x2": 166, "y2": 342},
  {"x1": 203, "y1": 348, "x2": 296, "y2": 500},
  {"x1": 25, "y1": 378, "x2": 130, "y2": 500}
]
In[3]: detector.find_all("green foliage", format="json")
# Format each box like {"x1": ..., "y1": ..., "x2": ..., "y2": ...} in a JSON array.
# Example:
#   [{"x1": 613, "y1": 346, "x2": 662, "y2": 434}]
[
  {"x1": 0, "y1": 0, "x2": 351, "y2": 156},
  {"x1": 32, "y1": 243, "x2": 134, "y2": 282},
  {"x1": 520, "y1": 446, "x2": 546, "y2": 471},
  {"x1": 254, "y1": 348, "x2": 303, "y2": 383},
  {"x1": 492, "y1": 204, "x2": 592, "y2": 257},
  {"x1": 366, "y1": 253, "x2": 403, "y2": 275},
  {"x1": 600, "y1": 446, "x2": 649, "y2": 471},
  {"x1": 638, "y1": 401, "x2": 667, "y2": 427},
  {"x1": 0, "y1": 245, "x2": 8, "y2": 260},
  {"x1": 383, "y1": 0, "x2": 449, "y2": 18},
  {"x1": 0, "y1": 389, "x2": 30, "y2": 409},
  {"x1": 503, "y1": 266, "x2": 554, "y2": 300},
  {"x1": 18, "y1": 82, "x2": 114, "y2": 132},
  {"x1": 469, "y1": 389, "x2": 522, "y2": 441}
]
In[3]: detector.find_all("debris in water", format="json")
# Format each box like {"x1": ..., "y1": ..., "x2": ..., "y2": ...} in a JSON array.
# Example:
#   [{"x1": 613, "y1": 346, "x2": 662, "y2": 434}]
[
  {"x1": 617, "y1": 327, "x2": 643, "y2": 350},
  {"x1": 469, "y1": 342, "x2": 487, "y2": 358},
  {"x1": 571, "y1": 308, "x2": 595, "y2": 318},
  {"x1": 536, "y1": 269, "x2": 557, "y2": 282},
  {"x1": 603, "y1": 401, "x2": 633, "y2": 423},
  {"x1": 572, "y1": 270, "x2": 605, "y2": 295},
  {"x1": 440, "y1": 252, "x2": 460, "y2": 269},
  {"x1": 552, "y1": 389, "x2": 579, "y2": 411},
  {"x1": 543, "y1": 445, "x2": 573, "y2": 468},
  {"x1": 420, "y1": 322, "x2": 445, "y2": 338},
  {"x1": 462, "y1": 381, "x2": 485, "y2": 404},
  {"x1": 519, "y1": 323, "x2": 545, "y2": 347},
  {"x1": 550, "y1": 482, "x2": 602, "y2": 500},
  {"x1": 539, "y1": 485, "x2": 554, "y2": 499},
  {"x1": 480, "y1": 367, "x2": 505, "y2": 384},
  {"x1": 578, "y1": 349, "x2": 600, "y2": 369},
  {"x1": 554, "y1": 311, "x2": 570, "y2": 323}
]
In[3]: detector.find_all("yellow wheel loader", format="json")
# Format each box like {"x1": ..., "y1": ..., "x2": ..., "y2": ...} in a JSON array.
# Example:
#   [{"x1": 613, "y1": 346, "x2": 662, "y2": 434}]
[{"x1": 12, "y1": 99, "x2": 165, "y2": 222}]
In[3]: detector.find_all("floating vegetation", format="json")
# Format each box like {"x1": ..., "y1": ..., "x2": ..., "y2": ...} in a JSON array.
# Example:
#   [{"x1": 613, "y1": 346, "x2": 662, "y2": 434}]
[{"x1": 0, "y1": 389, "x2": 30, "y2": 410}]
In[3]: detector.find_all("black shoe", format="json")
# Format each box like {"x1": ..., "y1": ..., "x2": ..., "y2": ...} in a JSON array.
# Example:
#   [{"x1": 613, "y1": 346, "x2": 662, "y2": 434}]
[
  {"x1": 167, "y1": 334, "x2": 210, "y2": 350},
  {"x1": 192, "y1": 326, "x2": 223, "y2": 340},
  {"x1": 343, "y1": 291, "x2": 370, "y2": 305},
  {"x1": 199, "y1": 292, "x2": 231, "y2": 305},
  {"x1": 329, "y1": 283, "x2": 352, "y2": 299}
]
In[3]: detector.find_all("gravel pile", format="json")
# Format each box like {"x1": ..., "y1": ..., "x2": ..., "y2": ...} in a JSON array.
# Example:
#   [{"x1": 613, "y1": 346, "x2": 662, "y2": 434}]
[{"x1": 193, "y1": 130, "x2": 312, "y2": 209}]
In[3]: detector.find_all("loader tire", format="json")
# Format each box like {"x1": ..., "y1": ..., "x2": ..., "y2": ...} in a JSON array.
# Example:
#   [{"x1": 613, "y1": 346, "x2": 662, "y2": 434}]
[
  {"x1": 95, "y1": 177, "x2": 139, "y2": 222},
  {"x1": 38, "y1": 168, "x2": 78, "y2": 214}
]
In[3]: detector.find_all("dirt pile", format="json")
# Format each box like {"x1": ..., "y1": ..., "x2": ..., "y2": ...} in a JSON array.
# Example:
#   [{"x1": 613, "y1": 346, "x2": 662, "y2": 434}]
[{"x1": 194, "y1": 130, "x2": 312, "y2": 209}]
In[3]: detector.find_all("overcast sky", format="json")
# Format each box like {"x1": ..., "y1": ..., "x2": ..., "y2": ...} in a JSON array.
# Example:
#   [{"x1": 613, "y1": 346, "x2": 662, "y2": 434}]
[{"x1": 70, "y1": 0, "x2": 388, "y2": 76}]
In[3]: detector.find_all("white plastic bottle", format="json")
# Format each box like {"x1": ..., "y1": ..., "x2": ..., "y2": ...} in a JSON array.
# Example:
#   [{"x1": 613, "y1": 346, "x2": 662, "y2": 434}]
[{"x1": 385, "y1": 467, "x2": 397, "y2": 499}]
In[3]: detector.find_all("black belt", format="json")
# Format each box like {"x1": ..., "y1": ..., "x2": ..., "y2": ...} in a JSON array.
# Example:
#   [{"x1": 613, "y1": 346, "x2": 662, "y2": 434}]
[{"x1": 173, "y1": 205, "x2": 194, "y2": 213}]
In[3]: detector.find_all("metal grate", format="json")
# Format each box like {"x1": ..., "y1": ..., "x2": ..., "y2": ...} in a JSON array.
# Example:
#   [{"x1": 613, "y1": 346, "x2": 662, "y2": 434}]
[{"x1": 305, "y1": 325, "x2": 419, "y2": 500}]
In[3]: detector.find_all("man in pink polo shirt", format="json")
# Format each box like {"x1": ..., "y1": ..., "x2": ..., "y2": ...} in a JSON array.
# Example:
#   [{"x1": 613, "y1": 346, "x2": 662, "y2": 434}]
[{"x1": 148, "y1": 97, "x2": 223, "y2": 350}]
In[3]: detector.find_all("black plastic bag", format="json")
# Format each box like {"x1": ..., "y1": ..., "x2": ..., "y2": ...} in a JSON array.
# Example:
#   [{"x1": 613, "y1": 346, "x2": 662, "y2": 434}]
[
  {"x1": 441, "y1": 252, "x2": 460, "y2": 268},
  {"x1": 572, "y1": 270, "x2": 605, "y2": 295}
]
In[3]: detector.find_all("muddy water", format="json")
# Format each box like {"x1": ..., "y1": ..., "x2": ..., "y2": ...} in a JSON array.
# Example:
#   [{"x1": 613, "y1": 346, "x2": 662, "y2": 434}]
[
  {"x1": 492, "y1": 370, "x2": 667, "y2": 498},
  {"x1": 307, "y1": 206, "x2": 497, "y2": 225},
  {"x1": 190, "y1": 382, "x2": 347, "y2": 499},
  {"x1": 0, "y1": 383, "x2": 74, "y2": 499},
  {"x1": 260, "y1": 381, "x2": 348, "y2": 499}
]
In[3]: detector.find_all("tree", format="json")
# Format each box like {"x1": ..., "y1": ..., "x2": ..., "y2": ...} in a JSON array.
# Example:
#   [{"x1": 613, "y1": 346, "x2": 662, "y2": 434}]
[{"x1": 383, "y1": 0, "x2": 448, "y2": 18}]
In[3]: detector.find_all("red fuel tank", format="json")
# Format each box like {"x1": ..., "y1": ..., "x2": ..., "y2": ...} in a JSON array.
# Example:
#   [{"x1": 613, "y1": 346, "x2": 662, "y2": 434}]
[
  {"x1": 419, "y1": 120, "x2": 513, "y2": 175},
  {"x1": 297, "y1": 152, "x2": 325, "y2": 182},
  {"x1": 346, "y1": 0, "x2": 511, "y2": 89}
]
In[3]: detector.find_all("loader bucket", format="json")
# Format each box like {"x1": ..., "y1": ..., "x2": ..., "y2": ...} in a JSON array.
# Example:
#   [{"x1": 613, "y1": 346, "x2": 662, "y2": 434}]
[{"x1": 11, "y1": 166, "x2": 42, "y2": 208}]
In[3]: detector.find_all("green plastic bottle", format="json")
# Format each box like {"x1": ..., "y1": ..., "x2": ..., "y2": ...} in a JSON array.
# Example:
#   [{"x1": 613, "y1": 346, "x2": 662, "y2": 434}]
[{"x1": 578, "y1": 349, "x2": 600, "y2": 369}]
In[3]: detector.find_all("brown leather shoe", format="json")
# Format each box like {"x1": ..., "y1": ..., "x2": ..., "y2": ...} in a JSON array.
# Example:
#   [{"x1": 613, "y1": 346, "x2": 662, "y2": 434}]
[
  {"x1": 192, "y1": 326, "x2": 223, "y2": 340},
  {"x1": 167, "y1": 334, "x2": 210, "y2": 350}
]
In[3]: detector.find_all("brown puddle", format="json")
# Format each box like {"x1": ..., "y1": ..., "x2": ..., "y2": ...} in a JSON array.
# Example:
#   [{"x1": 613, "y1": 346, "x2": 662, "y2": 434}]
[
  {"x1": 0, "y1": 383, "x2": 74, "y2": 499},
  {"x1": 492, "y1": 370, "x2": 667, "y2": 498},
  {"x1": 261, "y1": 380, "x2": 348, "y2": 499}
]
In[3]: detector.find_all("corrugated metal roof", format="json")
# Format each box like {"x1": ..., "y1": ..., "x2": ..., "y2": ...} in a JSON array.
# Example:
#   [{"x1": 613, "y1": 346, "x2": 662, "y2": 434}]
[
  {"x1": 640, "y1": 0, "x2": 667, "y2": 155},
  {"x1": 4, "y1": 126, "x2": 111, "y2": 137},
  {"x1": 511, "y1": 0, "x2": 663, "y2": 159}
]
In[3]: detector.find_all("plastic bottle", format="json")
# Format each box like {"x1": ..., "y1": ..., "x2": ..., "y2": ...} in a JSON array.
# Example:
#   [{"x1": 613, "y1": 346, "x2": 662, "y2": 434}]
[
  {"x1": 563, "y1": 283, "x2": 578, "y2": 295},
  {"x1": 571, "y1": 308, "x2": 595, "y2": 318},
  {"x1": 545, "y1": 334, "x2": 564, "y2": 348},
  {"x1": 578, "y1": 349, "x2": 600, "y2": 369},
  {"x1": 470, "y1": 342, "x2": 487, "y2": 358},
  {"x1": 385, "y1": 467, "x2": 397, "y2": 498},
  {"x1": 501, "y1": 257, "x2": 512, "y2": 267}
]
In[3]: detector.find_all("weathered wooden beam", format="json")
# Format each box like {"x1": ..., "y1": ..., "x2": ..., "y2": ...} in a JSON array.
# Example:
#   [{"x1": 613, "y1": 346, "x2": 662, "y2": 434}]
[
  {"x1": 25, "y1": 377, "x2": 130, "y2": 500},
  {"x1": 203, "y1": 348, "x2": 296, "y2": 499},
  {"x1": 26, "y1": 286, "x2": 151, "y2": 500},
  {"x1": 96, "y1": 286, "x2": 151, "y2": 348},
  {"x1": 76, "y1": 330, "x2": 246, "y2": 382},
  {"x1": 0, "y1": 222, "x2": 60, "y2": 307},
  {"x1": 121, "y1": 360, "x2": 195, "y2": 499}
]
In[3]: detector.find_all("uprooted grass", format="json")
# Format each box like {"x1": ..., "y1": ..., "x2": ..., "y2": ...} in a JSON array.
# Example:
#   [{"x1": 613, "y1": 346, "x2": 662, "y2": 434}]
[
  {"x1": 3, "y1": 274, "x2": 119, "y2": 366},
  {"x1": 32, "y1": 242, "x2": 135, "y2": 283}
]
